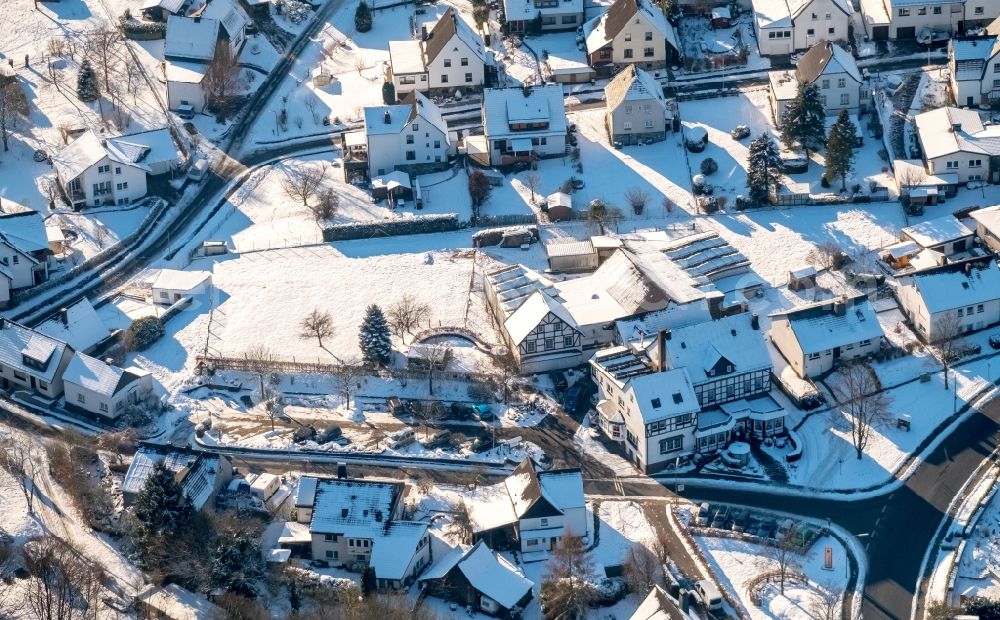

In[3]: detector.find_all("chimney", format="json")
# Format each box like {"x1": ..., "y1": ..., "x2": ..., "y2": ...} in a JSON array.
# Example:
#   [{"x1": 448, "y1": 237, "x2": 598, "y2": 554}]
[
  {"x1": 751, "y1": 313, "x2": 759, "y2": 330},
  {"x1": 337, "y1": 462, "x2": 347, "y2": 479},
  {"x1": 522, "y1": 83, "x2": 531, "y2": 98},
  {"x1": 193, "y1": 15, "x2": 201, "y2": 22},
  {"x1": 59, "y1": 307, "x2": 69, "y2": 326},
  {"x1": 952, "y1": 123, "x2": 961, "y2": 132},
  {"x1": 833, "y1": 300, "x2": 846, "y2": 316},
  {"x1": 421, "y1": 25, "x2": 428, "y2": 40},
  {"x1": 655, "y1": 329, "x2": 666, "y2": 372},
  {"x1": 383, "y1": 110, "x2": 392, "y2": 124}
]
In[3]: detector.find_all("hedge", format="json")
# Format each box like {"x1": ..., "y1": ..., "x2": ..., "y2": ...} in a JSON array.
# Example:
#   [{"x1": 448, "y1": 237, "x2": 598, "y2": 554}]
[
  {"x1": 321, "y1": 213, "x2": 460, "y2": 242},
  {"x1": 119, "y1": 17, "x2": 167, "y2": 40}
]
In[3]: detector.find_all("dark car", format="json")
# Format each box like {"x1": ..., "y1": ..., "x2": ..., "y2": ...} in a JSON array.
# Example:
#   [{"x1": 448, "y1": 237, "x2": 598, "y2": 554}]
[
  {"x1": 562, "y1": 377, "x2": 597, "y2": 414},
  {"x1": 470, "y1": 434, "x2": 494, "y2": 453},
  {"x1": 990, "y1": 335, "x2": 1000, "y2": 350},
  {"x1": 450, "y1": 402, "x2": 475, "y2": 420},
  {"x1": 548, "y1": 371, "x2": 568, "y2": 392}
]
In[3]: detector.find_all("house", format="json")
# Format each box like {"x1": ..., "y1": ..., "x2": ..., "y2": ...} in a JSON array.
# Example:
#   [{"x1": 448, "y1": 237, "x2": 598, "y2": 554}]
[
  {"x1": 900, "y1": 214, "x2": 976, "y2": 257},
  {"x1": 37, "y1": 298, "x2": 112, "y2": 354},
  {"x1": 419, "y1": 541, "x2": 534, "y2": 618},
  {"x1": 166, "y1": 61, "x2": 208, "y2": 114},
  {"x1": 387, "y1": 8, "x2": 491, "y2": 99},
  {"x1": 545, "y1": 239, "x2": 596, "y2": 272},
  {"x1": 970, "y1": 205, "x2": 1000, "y2": 252},
  {"x1": 895, "y1": 258, "x2": 1000, "y2": 341},
  {"x1": 363, "y1": 92, "x2": 451, "y2": 178},
  {"x1": 630, "y1": 585, "x2": 691, "y2": 620},
  {"x1": 141, "y1": 0, "x2": 190, "y2": 22},
  {"x1": 860, "y1": 0, "x2": 966, "y2": 41},
  {"x1": 583, "y1": 0, "x2": 680, "y2": 75},
  {"x1": 480, "y1": 85, "x2": 567, "y2": 167},
  {"x1": 914, "y1": 106, "x2": 1000, "y2": 185},
  {"x1": 52, "y1": 129, "x2": 181, "y2": 209},
  {"x1": 543, "y1": 42, "x2": 596, "y2": 84},
  {"x1": 545, "y1": 191, "x2": 573, "y2": 221},
  {"x1": 152, "y1": 269, "x2": 213, "y2": 304},
  {"x1": 135, "y1": 583, "x2": 224, "y2": 620},
  {"x1": 768, "y1": 41, "x2": 866, "y2": 122},
  {"x1": 0, "y1": 318, "x2": 75, "y2": 398},
  {"x1": 122, "y1": 444, "x2": 233, "y2": 510},
  {"x1": 199, "y1": 0, "x2": 251, "y2": 57},
  {"x1": 893, "y1": 159, "x2": 958, "y2": 203},
  {"x1": 467, "y1": 459, "x2": 586, "y2": 552},
  {"x1": 753, "y1": 0, "x2": 853, "y2": 56},
  {"x1": 949, "y1": 32, "x2": 1000, "y2": 108},
  {"x1": 604, "y1": 65, "x2": 669, "y2": 146},
  {"x1": 164, "y1": 16, "x2": 221, "y2": 62},
  {"x1": 0, "y1": 204, "x2": 50, "y2": 305},
  {"x1": 63, "y1": 353, "x2": 153, "y2": 420},
  {"x1": 502, "y1": 0, "x2": 583, "y2": 33},
  {"x1": 769, "y1": 295, "x2": 886, "y2": 378},
  {"x1": 294, "y1": 476, "x2": 432, "y2": 589}
]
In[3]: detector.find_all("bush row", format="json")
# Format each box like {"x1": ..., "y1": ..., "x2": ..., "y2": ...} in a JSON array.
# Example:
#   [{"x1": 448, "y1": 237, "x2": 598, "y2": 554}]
[{"x1": 320, "y1": 213, "x2": 460, "y2": 242}]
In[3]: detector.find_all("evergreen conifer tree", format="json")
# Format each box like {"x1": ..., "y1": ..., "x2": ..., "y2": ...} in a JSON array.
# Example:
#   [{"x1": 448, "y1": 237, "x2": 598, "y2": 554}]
[
  {"x1": 780, "y1": 83, "x2": 825, "y2": 152},
  {"x1": 130, "y1": 462, "x2": 193, "y2": 565},
  {"x1": 359, "y1": 304, "x2": 391, "y2": 366},
  {"x1": 746, "y1": 133, "x2": 781, "y2": 204},
  {"x1": 825, "y1": 109, "x2": 859, "y2": 192},
  {"x1": 355, "y1": 0, "x2": 372, "y2": 32},
  {"x1": 76, "y1": 59, "x2": 99, "y2": 103}
]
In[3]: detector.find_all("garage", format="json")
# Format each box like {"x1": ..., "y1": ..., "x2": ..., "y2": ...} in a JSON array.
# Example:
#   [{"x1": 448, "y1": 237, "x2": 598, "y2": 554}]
[
  {"x1": 872, "y1": 26, "x2": 889, "y2": 40},
  {"x1": 896, "y1": 26, "x2": 916, "y2": 39}
]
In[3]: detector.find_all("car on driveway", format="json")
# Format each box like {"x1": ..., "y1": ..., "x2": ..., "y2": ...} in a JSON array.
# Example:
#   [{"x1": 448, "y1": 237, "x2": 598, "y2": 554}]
[{"x1": 989, "y1": 334, "x2": 1000, "y2": 350}]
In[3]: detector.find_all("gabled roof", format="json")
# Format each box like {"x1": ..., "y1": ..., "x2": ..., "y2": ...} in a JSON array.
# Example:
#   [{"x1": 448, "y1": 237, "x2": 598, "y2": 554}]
[
  {"x1": 971, "y1": 205, "x2": 1000, "y2": 234},
  {"x1": 309, "y1": 478, "x2": 402, "y2": 537},
  {"x1": 0, "y1": 318, "x2": 70, "y2": 383},
  {"x1": 454, "y1": 541, "x2": 534, "y2": 610},
  {"x1": 483, "y1": 85, "x2": 567, "y2": 138},
  {"x1": 0, "y1": 208, "x2": 48, "y2": 255},
  {"x1": 152, "y1": 268, "x2": 212, "y2": 292},
  {"x1": 51, "y1": 131, "x2": 109, "y2": 183},
  {"x1": 37, "y1": 298, "x2": 110, "y2": 353},
  {"x1": 405, "y1": 91, "x2": 450, "y2": 140},
  {"x1": 368, "y1": 521, "x2": 430, "y2": 581},
  {"x1": 503, "y1": 0, "x2": 583, "y2": 22},
  {"x1": 630, "y1": 585, "x2": 688, "y2": 620},
  {"x1": 951, "y1": 35, "x2": 999, "y2": 68},
  {"x1": 423, "y1": 8, "x2": 488, "y2": 66},
  {"x1": 796, "y1": 41, "x2": 862, "y2": 84},
  {"x1": 584, "y1": 0, "x2": 678, "y2": 55},
  {"x1": 504, "y1": 290, "x2": 579, "y2": 345},
  {"x1": 122, "y1": 445, "x2": 223, "y2": 510},
  {"x1": 754, "y1": 0, "x2": 852, "y2": 29},
  {"x1": 914, "y1": 106, "x2": 1000, "y2": 160},
  {"x1": 605, "y1": 65, "x2": 666, "y2": 112},
  {"x1": 165, "y1": 16, "x2": 220, "y2": 61},
  {"x1": 626, "y1": 367, "x2": 699, "y2": 424},
  {"x1": 771, "y1": 295, "x2": 884, "y2": 354},
  {"x1": 200, "y1": 0, "x2": 250, "y2": 40},
  {"x1": 661, "y1": 313, "x2": 771, "y2": 385},
  {"x1": 63, "y1": 352, "x2": 142, "y2": 398},
  {"x1": 901, "y1": 215, "x2": 974, "y2": 248},
  {"x1": 907, "y1": 258, "x2": 1000, "y2": 314},
  {"x1": 106, "y1": 128, "x2": 180, "y2": 173},
  {"x1": 142, "y1": 0, "x2": 187, "y2": 13}
]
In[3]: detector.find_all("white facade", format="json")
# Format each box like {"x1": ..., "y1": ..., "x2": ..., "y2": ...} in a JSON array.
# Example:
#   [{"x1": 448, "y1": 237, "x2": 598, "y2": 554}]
[
  {"x1": 895, "y1": 260, "x2": 1000, "y2": 341},
  {"x1": 882, "y1": 0, "x2": 965, "y2": 39},
  {"x1": 165, "y1": 60, "x2": 208, "y2": 113},
  {"x1": 915, "y1": 106, "x2": 1000, "y2": 185},
  {"x1": 482, "y1": 85, "x2": 568, "y2": 166},
  {"x1": 152, "y1": 269, "x2": 213, "y2": 304},
  {"x1": 388, "y1": 9, "x2": 489, "y2": 97},
  {"x1": 754, "y1": 0, "x2": 852, "y2": 56},
  {"x1": 949, "y1": 36, "x2": 1000, "y2": 108},
  {"x1": 364, "y1": 93, "x2": 450, "y2": 178},
  {"x1": 63, "y1": 353, "x2": 153, "y2": 420},
  {"x1": 65, "y1": 155, "x2": 148, "y2": 208}
]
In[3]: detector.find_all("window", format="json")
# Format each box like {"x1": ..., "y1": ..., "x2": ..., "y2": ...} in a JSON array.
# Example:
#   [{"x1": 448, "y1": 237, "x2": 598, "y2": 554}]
[
  {"x1": 968, "y1": 306, "x2": 975, "y2": 315},
  {"x1": 623, "y1": 121, "x2": 632, "y2": 130},
  {"x1": 995, "y1": 64, "x2": 1000, "y2": 73},
  {"x1": 811, "y1": 12, "x2": 817, "y2": 19},
  {"x1": 917, "y1": 7, "x2": 926, "y2": 14},
  {"x1": 825, "y1": 12, "x2": 831, "y2": 18},
  {"x1": 643, "y1": 47, "x2": 654, "y2": 57},
  {"x1": 623, "y1": 48, "x2": 634, "y2": 58},
  {"x1": 828, "y1": 27, "x2": 835, "y2": 35},
  {"x1": 807, "y1": 28, "x2": 815, "y2": 36},
  {"x1": 116, "y1": 183, "x2": 124, "y2": 190},
  {"x1": 349, "y1": 540, "x2": 355, "y2": 547},
  {"x1": 840, "y1": 93, "x2": 850, "y2": 105},
  {"x1": 821, "y1": 79, "x2": 829, "y2": 89},
  {"x1": 561, "y1": 15, "x2": 577, "y2": 23},
  {"x1": 838, "y1": 78, "x2": 846, "y2": 88},
  {"x1": 527, "y1": 539, "x2": 539, "y2": 547},
  {"x1": 405, "y1": 150, "x2": 416, "y2": 160},
  {"x1": 970, "y1": 159, "x2": 983, "y2": 167},
  {"x1": 624, "y1": 105, "x2": 633, "y2": 113},
  {"x1": 933, "y1": 5, "x2": 941, "y2": 12},
  {"x1": 525, "y1": 341, "x2": 536, "y2": 353},
  {"x1": 99, "y1": 402, "x2": 108, "y2": 412},
  {"x1": 659, "y1": 436, "x2": 683, "y2": 454},
  {"x1": 325, "y1": 550, "x2": 338, "y2": 559},
  {"x1": 978, "y1": 304, "x2": 984, "y2": 313},
  {"x1": 808, "y1": 352, "x2": 822, "y2": 360},
  {"x1": 544, "y1": 338, "x2": 554, "y2": 350},
  {"x1": 443, "y1": 59, "x2": 451, "y2": 67},
  {"x1": 898, "y1": 7, "x2": 909, "y2": 15},
  {"x1": 820, "y1": 95, "x2": 827, "y2": 106},
  {"x1": 440, "y1": 75, "x2": 448, "y2": 83},
  {"x1": 77, "y1": 394, "x2": 85, "y2": 404},
  {"x1": 433, "y1": 140, "x2": 441, "y2": 149},
  {"x1": 976, "y1": 6, "x2": 984, "y2": 14},
  {"x1": 460, "y1": 58, "x2": 468, "y2": 66},
  {"x1": 994, "y1": 79, "x2": 1000, "y2": 88},
  {"x1": 624, "y1": 33, "x2": 632, "y2": 41},
  {"x1": 115, "y1": 167, "x2": 121, "y2": 175},
  {"x1": 563, "y1": 335, "x2": 574, "y2": 347},
  {"x1": 11, "y1": 256, "x2": 17, "y2": 265},
  {"x1": 541, "y1": 518, "x2": 549, "y2": 526},
  {"x1": 644, "y1": 119, "x2": 654, "y2": 128},
  {"x1": 324, "y1": 534, "x2": 338, "y2": 541},
  {"x1": 859, "y1": 339, "x2": 871, "y2": 346},
  {"x1": 465, "y1": 73, "x2": 473, "y2": 82},
  {"x1": 946, "y1": 161, "x2": 959, "y2": 169},
  {"x1": 644, "y1": 31, "x2": 653, "y2": 41}
]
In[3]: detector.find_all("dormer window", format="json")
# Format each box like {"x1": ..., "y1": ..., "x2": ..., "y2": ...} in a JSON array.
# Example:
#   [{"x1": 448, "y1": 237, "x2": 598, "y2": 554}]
[
  {"x1": 651, "y1": 398, "x2": 661, "y2": 408},
  {"x1": 672, "y1": 393, "x2": 683, "y2": 404}
]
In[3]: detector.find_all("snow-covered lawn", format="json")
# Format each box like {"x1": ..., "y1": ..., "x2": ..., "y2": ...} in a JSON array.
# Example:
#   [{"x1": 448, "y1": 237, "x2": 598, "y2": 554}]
[
  {"x1": 695, "y1": 534, "x2": 849, "y2": 620},
  {"x1": 593, "y1": 500, "x2": 657, "y2": 572}
]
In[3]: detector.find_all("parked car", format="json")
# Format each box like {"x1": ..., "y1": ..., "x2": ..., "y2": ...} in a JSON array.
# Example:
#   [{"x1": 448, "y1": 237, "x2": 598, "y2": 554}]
[
  {"x1": 187, "y1": 158, "x2": 209, "y2": 182},
  {"x1": 730, "y1": 125, "x2": 750, "y2": 140},
  {"x1": 421, "y1": 430, "x2": 452, "y2": 449},
  {"x1": 388, "y1": 427, "x2": 416, "y2": 449},
  {"x1": 471, "y1": 403, "x2": 494, "y2": 421},
  {"x1": 779, "y1": 145, "x2": 808, "y2": 173},
  {"x1": 175, "y1": 104, "x2": 194, "y2": 119},
  {"x1": 989, "y1": 334, "x2": 1000, "y2": 350},
  {"x1": 694, "y1": 580, "x2": 723, "y2": 611},
  {"x1": 548, "y1": 371, "x2": 568, "y2": 392},
  {"x1": 562, "y1": 377, "x2": 597, "y2": 414},
  {"x1": 450, "y1": 402, "x2": 475, "y2": 420}
]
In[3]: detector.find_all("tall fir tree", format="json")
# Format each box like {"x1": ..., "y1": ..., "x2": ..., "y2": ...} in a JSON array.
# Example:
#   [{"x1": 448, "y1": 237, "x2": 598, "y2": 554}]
[
  {"x1": 359, "y1": 304, "x2": 391, "y2": 366},
  {"x1": 354, "y1": 0, "x2": 372, "y2": 32},
  {"x1": 130, "y1": 462, "x2": 193, "y2": 565},
  {"x1": 746, "y1": 133, "x2": 781, "y2": 204},
  {"x1": 76, "y1": 59, "x2": 99, "y2": 103},
  {"x1": 825, "y1": 109, "x2": 859, "y2": 192},
  {"x1": 780, "y1": 83, "x2": 825, "y2": 152}
]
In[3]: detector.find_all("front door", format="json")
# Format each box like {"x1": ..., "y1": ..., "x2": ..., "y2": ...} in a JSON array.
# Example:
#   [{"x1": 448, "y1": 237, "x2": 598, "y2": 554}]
[
  {"x1": 833, "y1": 347, "x2": 841, "y2": 359},
  {"x1": 968, "y1": 96, "x2": 975, "y2": 107}
]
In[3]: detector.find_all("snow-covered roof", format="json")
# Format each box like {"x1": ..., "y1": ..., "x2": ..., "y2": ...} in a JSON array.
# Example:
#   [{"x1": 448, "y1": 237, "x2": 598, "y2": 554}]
[
  {"x1": 893, "y1": 159, "x2": 957, "y2": 189},
  {"x1": 466, "y1": 482, "x2": 519, "y2": 532},
  {"x1": 915, "y1": 106, "x2": 1000, "y2": 160},
  {"x1": 165, "y1": 59, "x2": 208, "y2": 84},
  {"x1": 909, "y1": 259, "x2": 1000, "y2": 314},
  {"x1": 0, "y1": 319, "x2": 69, "y2": 383},
  {"x1": 369, "y1": 521, "x2": 429, "y2": 581},
  {"x1": 951, "y1": 36, "x2": 999, "y2": 67},
  {"x1": 423, "y1": 8, "x2": 489, "y2": 66},
  {"x1": 419, "y1": 536, "x2": 469, "y2": 581},
  {"x1": 546, "y1": 240, "x2": 593, "y2": 258},
  {"x1": 51, "y1": 131, "x2": 109, "y2": 184},
  {"x1": 106, "y1": 128, "x2": 180, "y2": 173},
  {"x1": 152, "y1": 269, "x2": 212, "y2": 292},
  {"x1": 0, "y1": 208, "x2": 48, "y2": 255},
  {"x1": 365, "y1": 104, "x2": 411, "y2": 135},
  {"x1": 63, "y1": 352, "x2": 136, "y2": 397},
  {"x1": 661, "y1": 313, "x2": 771, "y2": 386},
  {"x1": 630, "y1": 585, "x2": 687, "y2": 620},
  {"x1": 483, "y1": 85, "x2": 567, "y2": 140},
  {"x1": 485, "y1": 264, "x2": 557, "y2": 318},
  {"x1": 626, "y1": 367, "x2": 699, "y2": 424},
  {"x1": 605, "y1": 65, "x2": 666, "y2": 112},
  {"x1": 614, "y1": 298, "x2": 712, "y2": 344},
  {"x1": 901, "y1": 215, "x2": 974, "y2": 248},
  {"x1": 200, "y1": 0, "x2": 250, "y2": 40},
  {"x1": 755, "y1": 0, "x2": 852, "y2": 29},
  {"x1": 409, "y1": 91, "x2": 449, "y2": 140},
  {"x1": 885, "y1": 240, "x2": 921, "y2": 260},
  {"x1": 454, "y1": 541, "x2": 534, "y2": 609},
  {"x1": 37, "y1": 299, "x2": 110, "y2": 354},
  {"x1": 142, "y1": 0, "x2": 187, "y2": 13},
  {"x1": 504, "y1": 291, "x2": 579, "y2": 345},
  {"x1": 538, "y1": 469, "x2": 584, "y2": 510},
  {"x1": 772, "y1": 295, "x2": 884, "y2": 354},
  {"x1": 789, "y1": 265, "x2": 817, "y2": 279},
  {"x1": 971, "y1": 205, "x2": 1000, "y2": 235},
  {"x1": 546, "y1": 192, "x2": 572, "y2": 210},
  {"x1": 503, "y1": 0, "x2": 583, "y2": 22},
  {"x1": 309, "y1": 478, "x2": 401, "y2": 537},
  {"x1": 768, "y1": 70, "x2": 799, "y2": 101},
  {"x1": 136, "y1": 584, "x2": 223, "y2": 620},
  {"x1": 295, "y1": 475, "x2": 319, "y2": 507},
  {"x1": 122, "y1": 447, "x2": 222, "y2": 510},
  {"x1": 584, "y1": 0, "x2": 677, "y2": 55},
  {"x1": 388, "y1": 40, "x2": 425, "y2": 75},
  {"x1": 165, "y1": 16, "x2": 220, "y2": 61}
]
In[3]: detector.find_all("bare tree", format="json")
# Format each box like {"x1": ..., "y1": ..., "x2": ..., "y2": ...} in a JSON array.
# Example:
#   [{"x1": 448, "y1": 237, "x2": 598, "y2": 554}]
[
  {"x1": 83, "y1": 24, "x2": 122, "y2": 93},
  {"x1": 414, "y1": 343, "x2": 452, "y2": 395},
  {"x1": 300, "y1": 309, "x2": 334, "y2": 348},
  {"x1": 543, "y1": 536, "x2": 597, "y2": 616},
  {"x1": 92, "y1": 224, "x2": 109, "y2": 250},
  {"x1": 806, "y1": 240, "x2": 845, "y2": 271},
  {"x1": 449, "y1": 500, "x2": 473, "y2": 544},
  {"x1": 524, "y1": 173, "x2": 541, "y2": 204},
  {"x1": 331, "y1": 358, "x2": 363, "y2": 409},
  {"x1": 304, "y1": 96, "x2": 320, "y2": 125},
  {"x1": 354, "y1": 56, "x2": 366, "y2": 75},
  {"x1": 23, "y1": 536, "x2": 106, "y2": 620},
  {"x1": 807, "y1": 586, "x2": 842, "y2": 620},
  {"x1": 203, "y1": 41, "x2": 241, "y2": 121},
  {"x1": 934, "y1": 312, "x2": 965, "y2": 390},
  {"x1": 388, "y1": 294, "x2": 431, "y2": 342},
  {"x1": 755, "y1": 531, "x2": 801, "y2": 596},
  {"x1": 625, "y1": 187, "x2": 650, "y2": 215},
  {"x1": 311, "y1": 189, "x2": 339, "y2": 222},
  {"x1": 0, "y1": 435, "x2": 40, "y2": 514},
  {"x1": 0, "y1": 79, "x2": 28, "y2": 152},
  {"x1": 833, "y1": 364, "x2": 892, "y2": 460},
  {"x1": 492, "y1": 346, "x2": 519, "y2": 405},
  {"x1": 279, "y1": 162, "x2": 327, "y2": 207},
  {"x1": 897, "y1": 164, "x2": 926, "y2": 199},
  {"x1": 622, "y1": 541, "x2": 664, "y2": 596},
  {"x1": 42, "y1": 177, "x2": 60, "y2": 210},
  {"x1": 585, "y1": 198, "x2": 623, "y2": 235},
  {"x1": 242, "y1": 345, "x2": 276, "y2": 404},
  {"x1": 412, "y1": 400, "x2": 446, "y2": 439}
]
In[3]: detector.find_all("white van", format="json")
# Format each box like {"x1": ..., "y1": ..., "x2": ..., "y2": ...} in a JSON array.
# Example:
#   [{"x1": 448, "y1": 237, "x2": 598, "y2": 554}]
[
  {"x1": 388, "y1": 427, "x2": 415, "y2": 449},
  {"x1": 695, "y1": 579, "x2": 723, "y2": 611},
  {"x1": 188, "y1": 158, "x2": 209, "y2": 182}
]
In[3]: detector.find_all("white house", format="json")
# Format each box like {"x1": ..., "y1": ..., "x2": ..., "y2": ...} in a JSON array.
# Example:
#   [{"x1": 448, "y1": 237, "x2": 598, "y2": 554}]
[
  {"x1": 63, "y1": 352, "x2": 153, "y2": 420},
  {"x1": 895, "y1": 258, "x2": 1000, "y2": 341},
  {"x1": 165, "y1": 60, "x2": 208, "y2": 113},
  {"x1": 860, "y1": 0, "x2": 967, "y2": 41},
  {"x1": 164, "y1": 15, "x2": 221, "y2": 62},
  {"x1": 481, "y1": 85, "x2": 568, "y2": 166},
  {"x1": 630, "y1": 586, "x2": 689, "y2": 620},
  {"x1": 768, "y1": 41, "x2": 866, "y2": 122},
  {"x1": 295, "y1": 477, "x2": 432, "y2": 589},
  {"x1": 604, "y1": 65, "x2": 669, "y2": 146},
  {"x1": 387, "y1": 8, "x2": 491, "y2": 98},
  {"x1": 914, "y1": 106, "x2": 1000, "y2": 185},
  {"x1": 769, "y1": 295, "x2": 886, "y2": 378},
  {"x1": 583, "y1": 0, "x2": 680, "y2": 74},
  {"x1": 37, "y1": 298, "x2": 111, "y2": 354},
  {"x1": 900, "y1": 214, "x2": 976, "y2": 256},
  {"x1": 949, "y1": 33, "x2": 1000, "y2": 108},
  {"x1": 52, "y1": 129, "x2": 181, "y2": 209},
  {"x1": 152, "y1": 269, "x2": 213, "y2": 304},
  {"x1": 363, "y1": 92, "x2": 451, "y2": 178},
  {"x1": 753, "y1": 0, "x2": 853, "y2": 56},
  {"x1": 419, "y1": 541, "x2": 534, "y2": 616},
  {"x1": 0, "y1": 318, "x2": 75, "y2": 398},
  {"x1": 502, "y1": 0, "x2": 584, "y2": 33},
  {"x1": 200, "y1": 0, "x2": 250, "y2": 56},
  {"x1": 970, "y1": 205, "x2": 1000, "y2": 252},
  {"x1": 0, "y1": 205, "x2": 50, "y2": 305}
]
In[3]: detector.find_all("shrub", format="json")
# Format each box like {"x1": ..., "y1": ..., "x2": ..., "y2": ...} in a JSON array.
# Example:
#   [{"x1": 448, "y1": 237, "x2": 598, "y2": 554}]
[
  {"x1": 820, "y1": 175, "x2": 831, "y2": 188},
  {"x1": 700, "y1": 158, "x2": 718, "y2": 175},
  {"x1": 126, "y1": 316, "x2": 165, "y2": 351},
  {"x1": 381, "y1": 81, "x2": 395, "y2": 104}
]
